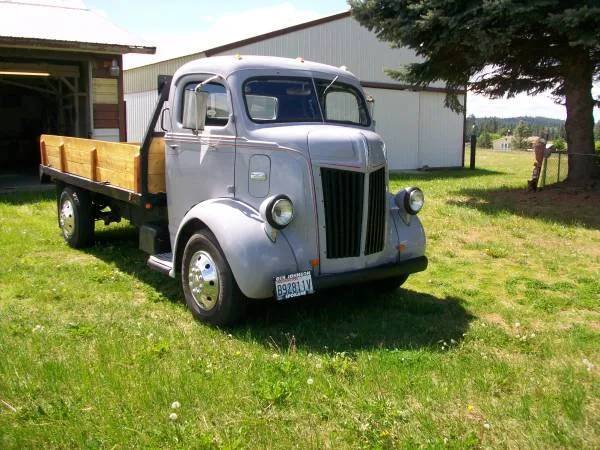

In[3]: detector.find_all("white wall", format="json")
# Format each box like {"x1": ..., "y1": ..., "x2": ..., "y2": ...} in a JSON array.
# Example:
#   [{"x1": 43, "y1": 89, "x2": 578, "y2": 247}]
[
  {"x1": 418, "y1": 92, "x2": 464, "y2": 168},
  {"x1": 364, "y1": 88, "x2": 419, "y2": 170},
  {"x1": 125, "y1": 90, "x2": 158, "y2": 143}
]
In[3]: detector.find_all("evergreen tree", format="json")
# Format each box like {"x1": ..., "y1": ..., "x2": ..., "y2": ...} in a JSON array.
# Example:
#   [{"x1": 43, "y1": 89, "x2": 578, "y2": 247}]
[{"x1": 351, "y1": 0, "x2": 600, "y2": 184}]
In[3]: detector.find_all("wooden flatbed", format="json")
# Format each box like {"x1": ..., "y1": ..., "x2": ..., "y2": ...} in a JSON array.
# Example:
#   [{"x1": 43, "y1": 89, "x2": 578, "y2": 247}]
[{"x1": 40, "y1": 134, "x2": 166, "y2": 195}]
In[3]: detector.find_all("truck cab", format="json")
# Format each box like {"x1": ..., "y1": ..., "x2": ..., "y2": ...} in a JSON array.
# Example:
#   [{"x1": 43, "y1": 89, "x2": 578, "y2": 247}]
[{"x1": 42, "y1": 55, "x2": 427, "y2": 325}]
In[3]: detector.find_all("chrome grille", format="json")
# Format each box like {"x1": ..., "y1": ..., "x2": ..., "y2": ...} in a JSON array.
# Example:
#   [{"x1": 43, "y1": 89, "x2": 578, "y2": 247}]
[
  {"x1": 321, "y1": 168, "x2": 364, "y2": 258},
  {"x1": 365, "y1": 167, "x2": 386, "y2": 255}
]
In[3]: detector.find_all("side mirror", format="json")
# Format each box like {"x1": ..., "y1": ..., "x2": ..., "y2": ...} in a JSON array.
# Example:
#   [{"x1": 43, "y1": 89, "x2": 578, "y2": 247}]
[{"x1": 182, "y1": 86, "x2": 209, "y2": 133}]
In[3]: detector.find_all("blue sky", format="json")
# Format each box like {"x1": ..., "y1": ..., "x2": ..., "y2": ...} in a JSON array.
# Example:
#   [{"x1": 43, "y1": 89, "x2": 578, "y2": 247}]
[{"x1": 84, "y1": 0, "x2": 598, "y2": 121}]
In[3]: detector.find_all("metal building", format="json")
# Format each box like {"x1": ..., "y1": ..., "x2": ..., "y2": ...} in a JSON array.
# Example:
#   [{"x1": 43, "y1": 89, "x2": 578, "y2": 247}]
[
  {"x1": 0, "y1": 0, "x2": 154, "y2": 175},
  {"x1": 124, "y1": 11, "x2": 465, "y2": 170}
]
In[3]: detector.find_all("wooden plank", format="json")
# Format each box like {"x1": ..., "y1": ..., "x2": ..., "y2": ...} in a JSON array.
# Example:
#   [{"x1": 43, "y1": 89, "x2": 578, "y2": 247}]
[
  {"x1": 148, "y1": 173, "x2": 166, "y2": 194},
  {"x1": 47, "y1": 155, "x2": 61, "y2": 169},
  {"x1": 93, "y1": 104, "x2": 119, "y2": 129},
  {"x1": 96, "y1": 158, "x2": 136, "y2": 172},
  {"x1": 96, "y1": 166, "x2": 136, "y2": 191},
  {"x1": 45, "y1": 145, "x2": 61, "y2": 164},
  {"x1": 92, "y1": 78, "x2": 118, "y2": 104},
  {"x1": 147, "y1": 157, "x2": 165, "y2": 174},
  {"x1": 63, "y1": 160, "x2": 92, "y2": 178}
]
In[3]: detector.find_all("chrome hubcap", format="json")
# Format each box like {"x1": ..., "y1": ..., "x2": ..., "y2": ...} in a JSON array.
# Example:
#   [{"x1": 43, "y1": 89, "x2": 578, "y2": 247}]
[
  {"x1": 188, "y1": 250, "x2": 219, "y2": 311},
  {"x1": 59, "y1": 198, "x2": 75, "y2": 238}
]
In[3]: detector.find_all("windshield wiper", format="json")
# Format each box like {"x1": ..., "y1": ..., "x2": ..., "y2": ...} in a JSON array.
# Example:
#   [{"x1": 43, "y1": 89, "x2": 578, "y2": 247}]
[{"x1": 322, "y1": 75, "x2": 339, "y2": 96}]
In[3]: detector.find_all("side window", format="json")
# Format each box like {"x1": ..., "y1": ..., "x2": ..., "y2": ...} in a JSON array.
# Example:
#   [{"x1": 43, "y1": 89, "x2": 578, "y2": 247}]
[
  {"x1": 181, "y1": 81, "x2": 229, "y2": 128},
  {"x1": 325, "y1": 91, "x2": 360, "y2": 123}
]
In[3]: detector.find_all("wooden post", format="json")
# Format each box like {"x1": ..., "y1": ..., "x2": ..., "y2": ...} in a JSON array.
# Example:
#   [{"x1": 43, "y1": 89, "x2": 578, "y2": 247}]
[
  {"x1": 470, "y1": 133, "x2": 477, "y2": 170},
  {"x1": 133, "y1": 154, "x2": 140, "y2": 193},
  {"x1": 90, "y1": 147, "x2": 97, "y2": 181},
  {"x1": 40, "y1": 139, "x2": 47, "y2": 166},
  {"x1": 58, "y1": 143, "x2": 66, "y2": 172}
]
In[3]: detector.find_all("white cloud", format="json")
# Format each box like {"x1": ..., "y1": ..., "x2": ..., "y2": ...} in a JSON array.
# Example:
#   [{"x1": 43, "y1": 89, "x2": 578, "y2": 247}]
[{"x1": 123, "y1": 2, "x2": 321, "y2": 70}]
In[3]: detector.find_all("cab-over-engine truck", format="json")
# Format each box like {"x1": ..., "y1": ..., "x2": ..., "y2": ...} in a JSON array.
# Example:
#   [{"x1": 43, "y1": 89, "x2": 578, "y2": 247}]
[{"x1": 40, "y1": 56, "x2": 428, "y2": 325}]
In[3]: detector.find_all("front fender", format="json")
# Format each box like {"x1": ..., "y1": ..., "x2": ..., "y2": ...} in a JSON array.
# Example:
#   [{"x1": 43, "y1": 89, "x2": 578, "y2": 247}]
[
  {"x1": 388, "y1": 193, "x2": 426, "y2": 260},
  {"x1": 173, "y1": 198, "x2": 298, "y2": 299}
]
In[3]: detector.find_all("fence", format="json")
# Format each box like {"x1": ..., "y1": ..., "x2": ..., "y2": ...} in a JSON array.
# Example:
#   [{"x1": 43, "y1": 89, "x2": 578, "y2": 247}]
[{"x1": 539, "y1": 151, "x2": 600, "y2": 187}]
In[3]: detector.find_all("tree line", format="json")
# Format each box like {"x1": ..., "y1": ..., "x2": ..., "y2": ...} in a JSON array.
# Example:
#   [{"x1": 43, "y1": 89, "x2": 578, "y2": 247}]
[{"x1": 465, "y1": 115, "x2": 569, "y2": 150}]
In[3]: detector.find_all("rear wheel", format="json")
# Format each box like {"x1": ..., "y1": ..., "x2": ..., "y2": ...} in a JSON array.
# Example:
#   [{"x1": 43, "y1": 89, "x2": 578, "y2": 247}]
[
  {"x1": 58, "y1": 187, "x2": 94, "y2": 248},
  {"x1": 181, "y1": 230, "x2": 246, "y2": 326}
]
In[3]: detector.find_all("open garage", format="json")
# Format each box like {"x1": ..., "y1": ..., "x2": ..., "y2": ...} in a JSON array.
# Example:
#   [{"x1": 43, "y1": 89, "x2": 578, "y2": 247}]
[{"x1": 0, "y1": 0, "x2": 154, "y2": 181}]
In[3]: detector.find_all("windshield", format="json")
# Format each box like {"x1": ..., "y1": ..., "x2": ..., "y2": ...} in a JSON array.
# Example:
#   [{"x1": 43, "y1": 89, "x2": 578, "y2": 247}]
[{"x1": 243, "y1": 76, "x2": 370, "y2": 127}]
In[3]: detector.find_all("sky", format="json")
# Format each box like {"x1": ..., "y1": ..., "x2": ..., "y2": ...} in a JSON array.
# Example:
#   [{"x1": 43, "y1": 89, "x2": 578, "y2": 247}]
[{"x1": 82, "y1": 0, "x2": 599, "y2": 121}]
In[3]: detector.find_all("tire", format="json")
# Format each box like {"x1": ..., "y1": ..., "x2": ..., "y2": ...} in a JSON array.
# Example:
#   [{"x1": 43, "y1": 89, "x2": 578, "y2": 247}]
[
  {"x1": 58, "y1": 187, "x2": 95, "y2": 248},
  {"x1": 181, "y1": 230, "x2": 246, "y2": 326},
  {"x1": 369, "y1": 274, "x2": 409, "y2": 293}
]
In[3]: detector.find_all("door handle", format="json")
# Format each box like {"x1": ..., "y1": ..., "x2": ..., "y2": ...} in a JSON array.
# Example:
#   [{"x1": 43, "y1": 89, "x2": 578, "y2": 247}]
[{"x1": 168, "y1": 144, "x2": 179, "y2": 150}]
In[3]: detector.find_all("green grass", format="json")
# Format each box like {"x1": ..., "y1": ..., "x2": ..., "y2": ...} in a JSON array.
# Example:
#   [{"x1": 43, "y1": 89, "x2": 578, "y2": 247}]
[{"x1": 1, "y1": 150, "x2": 599, "y2": 448}]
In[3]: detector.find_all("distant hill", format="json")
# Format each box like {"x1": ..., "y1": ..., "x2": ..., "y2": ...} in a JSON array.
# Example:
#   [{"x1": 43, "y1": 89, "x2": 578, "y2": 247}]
[
  {"x1": 475, "y1": 116, "x2": 565, "y2": 128},
  {"x1": 465, "y1": 115, "x2": 566, "y2": 140}
]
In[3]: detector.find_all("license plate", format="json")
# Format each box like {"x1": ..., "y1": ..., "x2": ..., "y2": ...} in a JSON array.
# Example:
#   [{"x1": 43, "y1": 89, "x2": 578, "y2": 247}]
[{"x1": 274, "y1": 271, "x2": 314, "y2": 300}]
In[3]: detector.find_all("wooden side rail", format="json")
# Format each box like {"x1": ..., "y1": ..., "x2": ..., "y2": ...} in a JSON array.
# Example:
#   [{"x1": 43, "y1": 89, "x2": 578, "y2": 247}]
[{"x1": 40, "y1": 135, "x2": 165, "y2": 194}]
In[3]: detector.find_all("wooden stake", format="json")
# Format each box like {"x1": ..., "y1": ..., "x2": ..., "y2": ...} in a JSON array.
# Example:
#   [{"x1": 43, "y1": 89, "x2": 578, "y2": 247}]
[
  {"x1": 133, "y1": 154, "x2": 140, "y2": 193},
  {"x1": 40, "y1": 139, "x2": 47, "y2": 166},
  {"x1": 90, "y1": 147, "x2": 97, "y2": 181},
  {"x1": 58, "y1": 143, "x2": 66, "y2": 172}
]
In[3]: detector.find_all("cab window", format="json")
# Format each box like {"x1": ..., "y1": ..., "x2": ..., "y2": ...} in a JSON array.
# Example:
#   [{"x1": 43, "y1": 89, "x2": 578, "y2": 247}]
[{"x1": 181, "y1": 82, "x2": 229, "y2": 128}]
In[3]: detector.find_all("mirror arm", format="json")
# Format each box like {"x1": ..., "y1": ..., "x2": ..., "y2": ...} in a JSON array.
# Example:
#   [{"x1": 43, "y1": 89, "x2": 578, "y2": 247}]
[{"x1": 192, "y1": 74, "x2": 224, "y2": 134}]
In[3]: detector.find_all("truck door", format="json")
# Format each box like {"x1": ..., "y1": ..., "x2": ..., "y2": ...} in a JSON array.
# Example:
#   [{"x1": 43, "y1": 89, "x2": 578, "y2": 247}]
[{"x1": 164, "y1": 75, "x2": 236, "y2": 242}]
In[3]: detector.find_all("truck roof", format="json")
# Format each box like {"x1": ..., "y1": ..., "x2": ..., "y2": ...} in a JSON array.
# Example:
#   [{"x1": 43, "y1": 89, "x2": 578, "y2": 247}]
[{"x1": 174, "y1": 55, "x2": 357, "y2": 81}]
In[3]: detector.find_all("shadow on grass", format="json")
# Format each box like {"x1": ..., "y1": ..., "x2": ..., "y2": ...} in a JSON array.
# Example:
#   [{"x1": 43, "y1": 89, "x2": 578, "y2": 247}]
[
  {"x1": 87, "y1": 226, "x2": 474, "y2": 353},
  {"x1": 236, "y1": 288, "x2": 474, "y2": 353},
  {"x1": 84, "y1": 226, "x2": 182, "y2": 303},
  {"x1": 448, "y1": 184, "x2": 600, "y2": 229},
  {"x1": 0, "y1": 189, "x2": 54, "y2": 205},
  {"x1": 389, "y1": 167, "x2": 503, "y2": 182}
]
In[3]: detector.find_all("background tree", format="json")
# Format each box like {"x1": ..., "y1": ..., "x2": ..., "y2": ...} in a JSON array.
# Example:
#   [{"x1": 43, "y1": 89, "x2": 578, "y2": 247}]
[
  {"x1": 351, "y1": 0, "x2": 600, "y2": 183},
  {"x1": 553, "y1": 137, "x2": 567, "y2": 151},
  {"x1": 478, "y1": 130, "x2": 492, "y2": 149},
  {"x1": 512, "y1": 121, "x2": 533, "y2": 150}
]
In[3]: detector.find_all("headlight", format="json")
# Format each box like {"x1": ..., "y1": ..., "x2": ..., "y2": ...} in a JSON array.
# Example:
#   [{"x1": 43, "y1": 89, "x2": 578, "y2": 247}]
[
  {"x1": 403, "y1": 187, "x2": 424, "y2": 215},
  {"x1": 261, "y1": 194, "x2": 294, "y2": 229}
]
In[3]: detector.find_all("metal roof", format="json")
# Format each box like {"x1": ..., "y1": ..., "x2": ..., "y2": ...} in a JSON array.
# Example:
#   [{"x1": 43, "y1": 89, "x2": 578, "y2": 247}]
[
  {"x1": 0, "y1": 0, "x2": 155, "y2": 54},
  {"x1": 174, "y1": 55, "x2": 358, "y2": 80}
]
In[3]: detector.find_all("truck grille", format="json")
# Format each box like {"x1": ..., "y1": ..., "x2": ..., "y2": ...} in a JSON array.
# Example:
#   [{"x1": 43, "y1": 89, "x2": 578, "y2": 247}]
[
  {"x1": 365, "y1": 167, "x2": 386, "y2": 255},
  {"x1": 321, "y1": 168, "x2": 364, "y2": 258}
]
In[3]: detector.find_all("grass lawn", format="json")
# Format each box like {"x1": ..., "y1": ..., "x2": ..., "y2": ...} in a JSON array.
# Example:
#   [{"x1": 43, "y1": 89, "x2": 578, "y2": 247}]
[{"x1": 1, "y1": 150, "x2": 598, "y2": 448}]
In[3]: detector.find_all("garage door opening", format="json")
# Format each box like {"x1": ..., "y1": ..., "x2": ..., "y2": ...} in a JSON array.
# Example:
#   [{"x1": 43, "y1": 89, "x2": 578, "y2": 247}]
[{"x1": 0, "y1": 62, "x2": 87, "y2": 177}]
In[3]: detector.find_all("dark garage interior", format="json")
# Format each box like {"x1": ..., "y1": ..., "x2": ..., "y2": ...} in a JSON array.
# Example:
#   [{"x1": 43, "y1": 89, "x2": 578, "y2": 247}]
[{"x1": 0, "y1": 60, "x2": 88, "y2": 176}]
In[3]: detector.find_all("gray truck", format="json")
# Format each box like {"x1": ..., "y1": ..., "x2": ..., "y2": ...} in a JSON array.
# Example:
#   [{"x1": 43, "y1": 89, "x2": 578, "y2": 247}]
[{"x1": 40, "y1": 55, "x2": 427, "y2": 325}]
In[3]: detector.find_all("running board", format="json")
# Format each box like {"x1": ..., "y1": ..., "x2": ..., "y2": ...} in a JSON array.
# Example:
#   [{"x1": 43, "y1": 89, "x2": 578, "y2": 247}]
[{"x1": 147, "y1": 253, "x2": 174, "y2": 277}]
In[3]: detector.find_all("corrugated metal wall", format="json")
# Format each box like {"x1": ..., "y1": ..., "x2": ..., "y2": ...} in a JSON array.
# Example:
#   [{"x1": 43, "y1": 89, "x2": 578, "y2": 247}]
[
  {"x1": 418, "y1": 92, "x2": 464, "y2": 168},
  {"x1": 124, "y1": 15, "x2": 463, "y2": 168},
  {"x1": 124, "y1": 90, "x2": 158, "y2": 143},
  {"x1": 124, "y1": 52, "x2": 206, "y2": 95}
]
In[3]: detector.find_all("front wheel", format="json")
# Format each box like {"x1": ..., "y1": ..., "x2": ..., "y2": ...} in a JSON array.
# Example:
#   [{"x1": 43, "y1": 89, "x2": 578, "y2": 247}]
[
  {"x1": 181, "y1": 230, "x2": 246, "y2": 326},
  {"x1": 58, "y1": 187, "x2": 94, "y2": 248}
]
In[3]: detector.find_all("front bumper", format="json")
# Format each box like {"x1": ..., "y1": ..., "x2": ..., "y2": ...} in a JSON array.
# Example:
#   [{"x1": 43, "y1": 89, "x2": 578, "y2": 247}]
[{"x1": 313, "y1": 256, "x2": 428, "y2": 291}]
